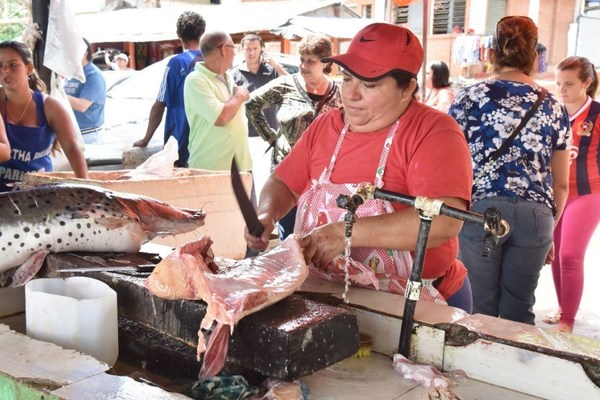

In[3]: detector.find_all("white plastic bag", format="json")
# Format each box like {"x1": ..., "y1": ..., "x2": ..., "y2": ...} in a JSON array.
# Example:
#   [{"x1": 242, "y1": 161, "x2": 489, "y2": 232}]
[
  {"x1": 49, "y1": 72, "x2": 85, "y2": 171},
  {"x1": 119, "y1": 136, "x2": 180, "y2": 180},
  {"x1": 44, "y1": 0, "x2": 86, "y2": 81}
]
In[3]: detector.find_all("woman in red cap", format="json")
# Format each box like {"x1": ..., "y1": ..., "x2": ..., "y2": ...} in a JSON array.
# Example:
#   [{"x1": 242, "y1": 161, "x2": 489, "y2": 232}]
[{"x1": 245, "y1": 23, "x2": 473, "y2": 312}]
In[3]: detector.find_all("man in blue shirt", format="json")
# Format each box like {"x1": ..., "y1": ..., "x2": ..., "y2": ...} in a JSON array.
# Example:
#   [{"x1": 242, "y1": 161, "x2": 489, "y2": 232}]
[
  {"x1": 65, "y1": 38, "x2": 106, "y2": 145},
  {"x1": 133, "y1": 11, "x2": 206, "y2": 167}
]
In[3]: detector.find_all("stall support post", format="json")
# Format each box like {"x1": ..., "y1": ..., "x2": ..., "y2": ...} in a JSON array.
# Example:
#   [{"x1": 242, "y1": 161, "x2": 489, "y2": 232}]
[
  {"x1": 398, "y1": 212, "x2": 432, "y2": 356},
  {"x1": 31, "y1": 0, "x2": 51, "y2": 90}
]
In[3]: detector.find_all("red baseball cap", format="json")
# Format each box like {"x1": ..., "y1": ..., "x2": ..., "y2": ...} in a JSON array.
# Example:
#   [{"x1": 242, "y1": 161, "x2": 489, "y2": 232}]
[{"x1": 323, "y1": 23, "x2": 423, "y2": 80}]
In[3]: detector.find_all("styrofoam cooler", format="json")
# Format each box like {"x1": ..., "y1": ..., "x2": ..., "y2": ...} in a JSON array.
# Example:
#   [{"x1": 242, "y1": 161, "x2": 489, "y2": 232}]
[{"x1": 25, "y1": 277, "x2": 118, "y2": 366}]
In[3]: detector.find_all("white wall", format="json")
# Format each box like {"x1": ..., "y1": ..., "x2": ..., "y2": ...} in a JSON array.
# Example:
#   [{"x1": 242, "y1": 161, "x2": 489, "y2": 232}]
[{"x1": 468, "y1": 0, "x2": 488, "y2": 33}]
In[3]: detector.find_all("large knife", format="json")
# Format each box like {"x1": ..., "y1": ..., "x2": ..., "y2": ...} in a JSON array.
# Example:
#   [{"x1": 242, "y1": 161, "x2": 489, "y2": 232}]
[
  {"x1": 231, "y1": 158, "x2": 264, "y2": 238},
  {"x1": 58, "y1": 265, "x2": 156, "y2": 273}
]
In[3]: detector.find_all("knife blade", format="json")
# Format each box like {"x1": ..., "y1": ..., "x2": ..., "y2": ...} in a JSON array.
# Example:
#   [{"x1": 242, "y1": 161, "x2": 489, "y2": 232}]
[
  {"x1": 58, "y1": 264, "x2": 156, "y2": 273},
  {"x1": 231, "y1": 158, "x2": 264, "y2": 238}
]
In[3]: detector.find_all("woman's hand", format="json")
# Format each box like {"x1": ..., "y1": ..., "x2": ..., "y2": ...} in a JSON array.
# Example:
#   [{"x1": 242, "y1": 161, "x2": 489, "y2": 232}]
[
  {"x1": 244, "y1": 173, "x2": 297, "y2": 252},
  {"x1": 544, "y1": 242, "x2": 555, "y2": 265},
  {"x1": 300, "y1": 222, "x2": 346, "y2": 268},
  {"x1": 244, "y1": 213, "x2": 276, "y2": 253}
]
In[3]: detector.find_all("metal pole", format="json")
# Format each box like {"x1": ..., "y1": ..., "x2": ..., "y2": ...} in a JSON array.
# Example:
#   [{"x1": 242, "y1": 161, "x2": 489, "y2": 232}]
[
  {"x1": 31, "y1": 0, "x2": 51, "y2": 91},
  {"x1": 398, "y1": 215, "x2": 431, "y2": 356},
  {"x1": 421, "y1": 0, "x2": 430, "y2": 102},
  {"x1": 368, "y1": 188, "x2": 490, "y2": 225},
  {"x1": 351, "y1": 184, "x2": 509, "y2": 359}
]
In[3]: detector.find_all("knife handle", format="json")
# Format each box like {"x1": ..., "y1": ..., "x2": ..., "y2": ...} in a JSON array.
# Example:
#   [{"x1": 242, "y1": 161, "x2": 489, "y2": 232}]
[{"x1": 250, "y1": 223, "x2": 265, "y2": 238}]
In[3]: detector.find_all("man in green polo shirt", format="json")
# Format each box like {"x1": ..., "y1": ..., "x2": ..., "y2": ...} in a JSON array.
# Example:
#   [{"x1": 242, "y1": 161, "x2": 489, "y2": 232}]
[{"x1": 184, "y1": 31, "x2": 252, "y2": 172}]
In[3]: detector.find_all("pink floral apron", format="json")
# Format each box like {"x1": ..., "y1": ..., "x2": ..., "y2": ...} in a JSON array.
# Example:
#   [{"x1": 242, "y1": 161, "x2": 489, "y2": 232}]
[{"x1": 295, "y1": 121, "x2": 446, "y2": 303}]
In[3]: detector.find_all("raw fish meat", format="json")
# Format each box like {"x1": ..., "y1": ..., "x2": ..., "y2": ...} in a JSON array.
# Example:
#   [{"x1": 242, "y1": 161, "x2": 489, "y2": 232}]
[{"x1": 145, "y1": 235, "x2": 309, "y2": 377}]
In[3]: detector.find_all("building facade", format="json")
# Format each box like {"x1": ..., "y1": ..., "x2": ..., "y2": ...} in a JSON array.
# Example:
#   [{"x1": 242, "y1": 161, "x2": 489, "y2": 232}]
[{"x1": 344, "y1": 0, "x2": 581, "y2": 78}]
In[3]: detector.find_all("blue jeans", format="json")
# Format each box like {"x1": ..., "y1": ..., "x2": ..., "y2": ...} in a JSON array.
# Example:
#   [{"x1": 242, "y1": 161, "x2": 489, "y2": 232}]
[
  {"x1": 278, "y1": 206, "x2": 297, "y2": 242},
  {"x1": 459, "y1": 197, "x2": 554, "y2": 324},
  {"x1": 444, "y1": 275, "x2": 473, "y2": 313}
]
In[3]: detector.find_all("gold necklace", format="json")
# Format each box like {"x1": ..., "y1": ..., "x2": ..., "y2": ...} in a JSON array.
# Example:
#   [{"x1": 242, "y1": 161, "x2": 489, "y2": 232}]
[
  {"x1": 6, "y1": 92, "x2": 33, "y2": 124},
  {"x1": 305, "y1": 76, "x2": 327, "y2": 94}
]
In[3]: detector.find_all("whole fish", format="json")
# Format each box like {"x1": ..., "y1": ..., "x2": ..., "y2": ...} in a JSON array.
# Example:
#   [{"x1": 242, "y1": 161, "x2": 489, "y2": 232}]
[{"x1": 0, "y1": 184, "x2": 206, "y2": 286}]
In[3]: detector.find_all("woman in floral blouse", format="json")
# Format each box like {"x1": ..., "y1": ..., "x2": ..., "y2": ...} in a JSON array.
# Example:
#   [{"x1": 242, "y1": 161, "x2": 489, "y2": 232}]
[{"x1": 449, "y1": 16, "x2": 571, "y2": 324}]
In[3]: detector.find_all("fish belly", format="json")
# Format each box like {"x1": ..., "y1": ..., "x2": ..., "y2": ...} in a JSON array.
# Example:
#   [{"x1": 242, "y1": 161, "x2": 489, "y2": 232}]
[{"x1": 1, "y1": 218, "x2": 145, "y2": 273}]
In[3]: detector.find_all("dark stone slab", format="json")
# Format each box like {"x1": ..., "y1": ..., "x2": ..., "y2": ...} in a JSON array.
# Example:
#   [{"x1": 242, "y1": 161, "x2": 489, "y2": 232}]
[
  {"x1": 117, "y1": 316, "x2": 200, "y2": 380},
  {"x1": 229, "y1": 295, "x2": 360, "y2": 380},
  {"x1": 42, "y1": 252, "x2": 360, "y2": 381}
]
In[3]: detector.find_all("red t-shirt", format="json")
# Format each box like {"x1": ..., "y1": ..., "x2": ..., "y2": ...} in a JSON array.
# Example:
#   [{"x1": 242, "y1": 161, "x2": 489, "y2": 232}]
[
  {"x1": 568, "y1": 97, "x2": 600, "y2": 199},
  {"x1": 276, "y1": 102, "x2": 473, "y2": 297}
]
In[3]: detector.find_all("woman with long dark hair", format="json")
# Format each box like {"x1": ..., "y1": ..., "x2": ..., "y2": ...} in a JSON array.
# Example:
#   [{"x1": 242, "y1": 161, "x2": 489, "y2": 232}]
[
  {"x1": 0, "y1": 41, "x2": 88, "y2": 192},
  {"x1": 424, "y1": 61, "x2": 455, "y2": 112}
]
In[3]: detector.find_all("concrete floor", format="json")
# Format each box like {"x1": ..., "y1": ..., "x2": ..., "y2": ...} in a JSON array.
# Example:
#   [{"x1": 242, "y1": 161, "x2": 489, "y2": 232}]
[{"x1": 302, "y1": 352, "x2": 544, "y2": 400}]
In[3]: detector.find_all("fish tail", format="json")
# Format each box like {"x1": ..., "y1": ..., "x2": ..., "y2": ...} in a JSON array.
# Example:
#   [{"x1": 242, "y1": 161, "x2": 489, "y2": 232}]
[{"x1": 198, "y1": 322, "x2": 230, "y2": 378}]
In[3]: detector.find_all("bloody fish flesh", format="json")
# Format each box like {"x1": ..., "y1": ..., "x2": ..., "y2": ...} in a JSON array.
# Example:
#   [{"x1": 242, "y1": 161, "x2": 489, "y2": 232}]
[{"x1": 145, "y1": 235, "x2": 308, "y2": 377}]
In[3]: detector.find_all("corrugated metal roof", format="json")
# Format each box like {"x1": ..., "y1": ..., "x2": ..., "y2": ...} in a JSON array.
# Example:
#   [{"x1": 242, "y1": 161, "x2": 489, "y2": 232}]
[{"x1": 75, "y1": 0, "x2": 360, "y2": 43}]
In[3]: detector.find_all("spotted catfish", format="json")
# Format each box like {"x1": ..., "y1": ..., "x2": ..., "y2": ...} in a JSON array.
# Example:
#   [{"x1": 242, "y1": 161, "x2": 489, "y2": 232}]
[{"x1": 0, "y1": 184, "x2": 206, "y2": 286}]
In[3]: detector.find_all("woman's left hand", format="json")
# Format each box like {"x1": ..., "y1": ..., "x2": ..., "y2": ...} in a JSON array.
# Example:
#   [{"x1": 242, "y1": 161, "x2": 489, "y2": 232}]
[
  {"x1": 544, "y1": 242, "x2": 554, "y2": 265},
  {"x1": 300, "y1": 222, "x2": 346, "y2": 268}
]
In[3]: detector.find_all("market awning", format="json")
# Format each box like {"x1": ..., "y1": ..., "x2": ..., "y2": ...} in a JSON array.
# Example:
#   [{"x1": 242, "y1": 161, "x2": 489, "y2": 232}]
[{"x1": 75, "y1": 1, "x2": 362, "y2": 44}]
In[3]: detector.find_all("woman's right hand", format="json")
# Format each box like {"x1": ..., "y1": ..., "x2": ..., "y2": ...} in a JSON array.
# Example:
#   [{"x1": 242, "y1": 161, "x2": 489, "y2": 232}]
[
  {"x1": 544, "y1": 242, "x2": 555, "y2": 265},
  {"x1": 244, "y1": 213, "x2": 275, "y2": 252},
  {"x1": 245, "y1": 173, "x2": 296, "y2": 252},
  {"x1": 133, "y1": 139, "x2": 149, "y2": 148}
]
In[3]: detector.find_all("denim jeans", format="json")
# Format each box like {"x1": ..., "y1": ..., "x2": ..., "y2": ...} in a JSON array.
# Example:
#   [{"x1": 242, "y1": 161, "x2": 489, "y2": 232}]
[
  {"x1": 459, "y1": 197, "x2": 554, "y2": 324},
  {"x1": 278, "y1": 206, "x2": 297, "y2": 242},
  {"x1": 436, "y1": 274, "x2": 473, "y2": 313},
  {"x1": 244, "y1": 172, "x2": 259, "y2": 258}
]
